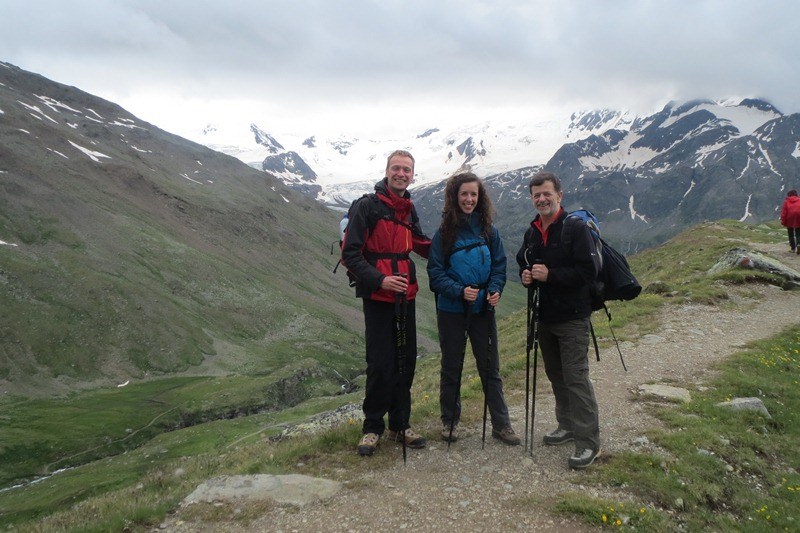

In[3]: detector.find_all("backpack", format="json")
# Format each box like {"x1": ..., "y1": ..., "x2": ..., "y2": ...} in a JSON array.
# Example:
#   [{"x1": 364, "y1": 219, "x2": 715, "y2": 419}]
[
  {"x1": 562, "y1": 209, "x2": 642, "y2": 370},
  {"x1": 332, "y1": 193, "x2": 422, "y2": 287},
  {"x1": 444, "y1": 232, "x2": 492, "y2": 269},
  {"x1": 562, "y1": 209, "x2": 642, "y2": 310}
]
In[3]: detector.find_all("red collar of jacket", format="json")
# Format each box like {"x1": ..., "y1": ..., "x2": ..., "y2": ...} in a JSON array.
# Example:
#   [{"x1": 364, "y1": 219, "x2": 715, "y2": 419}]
[{"x1": 532, "y1": 208, "x2": 565, "y2": 246}]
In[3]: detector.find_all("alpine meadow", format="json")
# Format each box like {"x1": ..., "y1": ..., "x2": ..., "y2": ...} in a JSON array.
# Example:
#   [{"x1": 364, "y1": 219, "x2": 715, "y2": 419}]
[{"x1": 2, "y1": 61, "x2": 800, "y2": 532}]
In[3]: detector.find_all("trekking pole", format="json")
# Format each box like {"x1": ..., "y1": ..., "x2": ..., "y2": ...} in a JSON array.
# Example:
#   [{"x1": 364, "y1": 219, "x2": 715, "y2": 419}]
[
  {"x1": 524, "y1": 250, "x2": 542, "y2": 456},
  {"x1": 481, "y1": 295, "x2": 496, "y2": 450},
  {"x1": 447, "y1": 286, "x2": 476, "y2": 450},
  {"x1": 394, "y1": 275, "x2": 409, "y2": 464},
  {"x1": 602, "y1": 306, "x2": 628, "y2": 371},
  {"x1": 524, "y1": 282, "x2": 533, "y2": 453},
  {"x1": 529, "y1": 284, "x2": 540, "y2": 458}
]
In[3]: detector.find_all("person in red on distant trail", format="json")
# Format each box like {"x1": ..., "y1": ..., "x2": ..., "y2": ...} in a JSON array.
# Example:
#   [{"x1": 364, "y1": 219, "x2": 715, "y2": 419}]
[
  {"x1": 780, "y1": 189, "x2": 800, "y2": 254},
  {"x1": 341, "y1": 150, "x2": 431, "y2": 457}
]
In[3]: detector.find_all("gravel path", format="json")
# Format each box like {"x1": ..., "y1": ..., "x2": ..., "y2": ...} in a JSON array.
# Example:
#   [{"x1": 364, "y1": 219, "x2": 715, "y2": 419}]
[{"x1": 168, "y1": 243, "x2": 800, "y2": 532}]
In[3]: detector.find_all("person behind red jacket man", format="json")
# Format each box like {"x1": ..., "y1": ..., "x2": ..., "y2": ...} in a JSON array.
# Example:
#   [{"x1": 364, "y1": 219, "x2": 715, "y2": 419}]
[{"x1": 780, "y1": 189, "x2": 800, "y2": 254}]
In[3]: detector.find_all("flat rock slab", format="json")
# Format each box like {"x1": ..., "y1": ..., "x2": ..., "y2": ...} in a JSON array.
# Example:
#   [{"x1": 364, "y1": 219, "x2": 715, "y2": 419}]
[
  {"x1": 183, "y1": 474, "x2": 342, "y2": 507},
  {"x1": 716, "y1": 397, "x2": 772, "y2": 418},
  {"x1": 639, "y1": 384, "x2": 691, "y2": 403}
]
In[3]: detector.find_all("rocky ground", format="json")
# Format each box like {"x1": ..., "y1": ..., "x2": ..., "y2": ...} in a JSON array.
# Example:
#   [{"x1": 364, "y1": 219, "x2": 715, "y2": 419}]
[{"x1": 164, "y1": 243, "x2": 800, "y2": 532}]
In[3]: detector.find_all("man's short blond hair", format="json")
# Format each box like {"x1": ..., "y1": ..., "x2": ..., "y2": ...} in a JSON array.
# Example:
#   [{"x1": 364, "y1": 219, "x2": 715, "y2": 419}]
[{"x1": 386, "y1": 150, "x2": 415, "y2": 171}]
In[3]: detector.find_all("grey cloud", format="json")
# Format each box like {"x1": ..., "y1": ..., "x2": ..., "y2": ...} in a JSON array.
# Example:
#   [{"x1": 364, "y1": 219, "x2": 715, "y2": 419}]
[{"x1": 1, "y1": 0, "x2": 798, "y2": 127}]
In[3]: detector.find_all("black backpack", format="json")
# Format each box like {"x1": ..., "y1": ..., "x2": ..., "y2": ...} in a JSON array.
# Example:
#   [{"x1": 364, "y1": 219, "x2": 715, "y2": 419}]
[
  {"x1": 562, "y1": 209, "x2": 642, "y2": 370},
  {"x1": 562, "y1": 209, "x2": 642, "y2": 310}
]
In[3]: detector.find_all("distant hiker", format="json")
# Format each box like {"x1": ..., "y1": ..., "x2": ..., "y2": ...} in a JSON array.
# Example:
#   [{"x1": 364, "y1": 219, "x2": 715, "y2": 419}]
[
  {"x1": 341, "y1": 150, "x2": 431, "y2": 457},
  {"x1": 427, "y1": 172, "x2": 520, "y2": 446},
  {"x1": 516, "y1": 171, "x2": 602, "y2": 469},
  {"x1": 780, "y1": 189, "x2": 800, "y2": 254}
]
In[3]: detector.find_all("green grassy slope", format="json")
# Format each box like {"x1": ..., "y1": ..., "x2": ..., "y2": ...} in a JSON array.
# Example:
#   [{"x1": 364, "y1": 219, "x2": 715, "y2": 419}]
[
  {"x1": 0, "y1": 62, "x2": 371, "y2": 396},
  {"x1": 0, "y1": 219, "x2": 793, "y2": 530}
]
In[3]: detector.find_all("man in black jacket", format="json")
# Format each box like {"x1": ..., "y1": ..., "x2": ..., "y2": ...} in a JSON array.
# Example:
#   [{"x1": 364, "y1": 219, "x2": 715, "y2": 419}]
[{"x1": 516, "y1": 171, "x2": 602, "y2": 469}]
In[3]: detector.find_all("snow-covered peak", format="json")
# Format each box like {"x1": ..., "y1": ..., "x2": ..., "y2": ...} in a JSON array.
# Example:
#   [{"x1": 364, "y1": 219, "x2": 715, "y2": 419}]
[
  {"x1": 250, "y1": 123, "x2": 284, "y2": 154},
  {"x1": 659, "y1": 98, "x2": 782, "y2": 137},
  {"x1": 184, "y1": 98, "x2": 786, "y2": 210}
]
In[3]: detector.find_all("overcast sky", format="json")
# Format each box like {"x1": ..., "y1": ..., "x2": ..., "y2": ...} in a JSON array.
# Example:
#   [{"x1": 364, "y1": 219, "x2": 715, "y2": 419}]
[{"x1": 1, "y1": 0, "x2": 799, "y2": 138}]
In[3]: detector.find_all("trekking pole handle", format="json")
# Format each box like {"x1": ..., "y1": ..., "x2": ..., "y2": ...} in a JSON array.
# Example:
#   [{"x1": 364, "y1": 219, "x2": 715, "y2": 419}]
[
  {"x1": 487, "y1": 290, "x2": 500, "y2": 309},
  {"x1": 387, "y1": 272, "x2": 408, "y2": 294},
  {"x1": 463, "y1": 284, "x2": 480, "y2": 302}
]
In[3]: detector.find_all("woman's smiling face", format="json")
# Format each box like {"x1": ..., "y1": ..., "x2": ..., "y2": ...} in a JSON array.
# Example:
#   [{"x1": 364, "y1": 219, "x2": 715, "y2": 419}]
[{"x1": 458, "y1": 181, "x2": 479, "y2": 215}]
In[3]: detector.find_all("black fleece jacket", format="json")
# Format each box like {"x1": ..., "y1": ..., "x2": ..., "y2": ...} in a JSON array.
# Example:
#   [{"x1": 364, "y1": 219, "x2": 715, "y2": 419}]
[{"x1": 515, "y1": 210, "x2": 599, "y2": 324}]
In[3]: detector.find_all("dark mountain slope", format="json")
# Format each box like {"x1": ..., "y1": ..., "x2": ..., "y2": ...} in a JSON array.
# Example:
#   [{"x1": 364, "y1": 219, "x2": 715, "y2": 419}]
[{"x1": 0, "y1": 61, "x2": 362, "y2": 396}]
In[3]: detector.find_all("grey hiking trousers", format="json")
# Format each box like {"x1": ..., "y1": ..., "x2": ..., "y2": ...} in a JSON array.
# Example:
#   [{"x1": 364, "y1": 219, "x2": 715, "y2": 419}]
[{"x1": 538, "y1": 317, "x2": 600, "y2": 452}]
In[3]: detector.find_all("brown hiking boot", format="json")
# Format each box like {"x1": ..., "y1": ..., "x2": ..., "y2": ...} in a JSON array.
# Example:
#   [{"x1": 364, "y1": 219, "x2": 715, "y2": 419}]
[
  {"x1": 357, "y1": 433, "x2": 380, "y2": 456},
  {"x1": 441, "y1": 423, "x2": 459, "y2": 442},
  {"x1": 492, "y1": 426, "x2": 521, "y2": 446},
  {"x1": 386, "y1": 428, "x2": 427, "y2": 449}
]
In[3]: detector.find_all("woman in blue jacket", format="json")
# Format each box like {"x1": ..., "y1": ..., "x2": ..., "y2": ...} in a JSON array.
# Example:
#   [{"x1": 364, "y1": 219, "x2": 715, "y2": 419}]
[{"x1": 427, "y1": 172, "x2": 520, "y2": 445}]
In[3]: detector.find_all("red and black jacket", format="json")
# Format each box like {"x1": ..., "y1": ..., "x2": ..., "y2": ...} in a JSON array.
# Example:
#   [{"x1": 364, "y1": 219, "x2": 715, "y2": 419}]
[{"x1": 341, "y1": 179, "x2": 431, "y2": 303}]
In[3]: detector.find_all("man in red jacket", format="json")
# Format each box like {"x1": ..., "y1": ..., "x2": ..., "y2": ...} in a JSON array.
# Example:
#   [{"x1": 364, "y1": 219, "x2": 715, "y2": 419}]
[
  {"x1": 780, "y1": 189, "x2": 800, "y2": 254},
  {"x1": 341, "y1": 150, "x2": 431, "y2": 456}
]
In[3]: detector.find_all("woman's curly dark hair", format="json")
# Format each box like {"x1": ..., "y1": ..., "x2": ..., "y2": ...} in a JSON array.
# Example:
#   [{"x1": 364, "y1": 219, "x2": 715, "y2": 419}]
[{"x1": 439, "y1": 172, "x2": 494, "y2": 256}]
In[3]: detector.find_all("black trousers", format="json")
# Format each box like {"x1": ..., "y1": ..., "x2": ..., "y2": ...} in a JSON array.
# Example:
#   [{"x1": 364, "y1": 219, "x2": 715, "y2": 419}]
[
  {"x1": 437, "y1": 309, "x2": 511, "y2": 430},
  {"x1": 787, "y1": 227, "x2": 800, "y2": 251},
  {"x1": 361, "y1": 298, "x2": 418, "y2": 435}
]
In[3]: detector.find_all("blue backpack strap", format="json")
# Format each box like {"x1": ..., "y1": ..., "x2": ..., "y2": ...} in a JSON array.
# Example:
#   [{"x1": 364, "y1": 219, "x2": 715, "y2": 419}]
[{"x1": 445, "y1": 234, "x2": 490, "y2": 268}]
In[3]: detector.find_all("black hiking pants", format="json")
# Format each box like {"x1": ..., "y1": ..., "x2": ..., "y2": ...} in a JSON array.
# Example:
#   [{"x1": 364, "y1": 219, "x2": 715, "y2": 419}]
[
  {"x1": 361, "y1": 298, "x2": 418, "y2": 435},
  {"x1": 787, "y1": 226, "x2": 800, "y2": 251},
  {"x1": 437, "y1": 309, "x2": 511, "y2": 430}
]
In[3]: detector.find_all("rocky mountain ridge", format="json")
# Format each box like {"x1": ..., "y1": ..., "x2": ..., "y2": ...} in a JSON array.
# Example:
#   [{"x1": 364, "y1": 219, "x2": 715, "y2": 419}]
[
  {"x1": 196, "y1": 96, "x2": 799, "y2": 250},
  {"x1": 411, "y1": 99, "x2": 800, "y2": 250}
]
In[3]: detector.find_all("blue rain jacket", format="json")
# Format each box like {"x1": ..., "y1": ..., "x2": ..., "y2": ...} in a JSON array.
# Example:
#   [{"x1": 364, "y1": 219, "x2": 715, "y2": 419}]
[{"x1": 427, "y1": 213, "x2": 506, "y2": 314}]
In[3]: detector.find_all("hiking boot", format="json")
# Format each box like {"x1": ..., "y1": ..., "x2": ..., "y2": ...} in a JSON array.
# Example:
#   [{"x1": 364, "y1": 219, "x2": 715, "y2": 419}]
[
  {"x1": 492, "y1": 426, "x2": 521, "y2": 446},
  {"x1": 568, "y1": 447, "x2": 601, "y2": 469},
  {"x1": 357, "y1": 433, "x2": 380, "y2": 456},
  {"x1": 441, "y1": 423, "x2": 459, "y2": 442},
  {"x1": 386, "y1": 428, "x2": 427, "y2": 449},
  {"x1": 542, "y1": 428, "x2": 574, "y2": 446}
]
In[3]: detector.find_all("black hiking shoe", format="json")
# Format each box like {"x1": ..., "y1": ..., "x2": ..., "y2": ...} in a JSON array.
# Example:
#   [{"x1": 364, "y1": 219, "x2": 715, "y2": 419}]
[
  {"x1": 568, "y1": 448, "x2": 601, "y2": 469},
  {"x1": 542, "y1": 428, "x2": 574, "y2": 446}
]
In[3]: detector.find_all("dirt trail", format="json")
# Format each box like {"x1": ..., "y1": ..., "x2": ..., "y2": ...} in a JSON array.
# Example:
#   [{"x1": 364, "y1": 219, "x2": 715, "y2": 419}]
[{"x1": 169, "y1": 243, "x2": 800, "y2": 532}]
